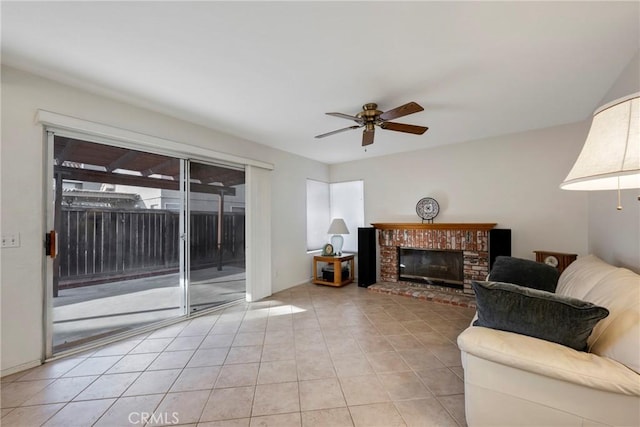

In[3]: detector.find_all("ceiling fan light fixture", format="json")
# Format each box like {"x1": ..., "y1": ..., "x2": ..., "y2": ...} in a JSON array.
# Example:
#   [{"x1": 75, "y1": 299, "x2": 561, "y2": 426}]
[{"x1": 314, "y1": 101, "x2": 428, "y2": 145}]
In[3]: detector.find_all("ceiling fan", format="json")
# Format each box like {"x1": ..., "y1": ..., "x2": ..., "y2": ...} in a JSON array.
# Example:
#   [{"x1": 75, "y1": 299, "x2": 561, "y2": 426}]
[{"x1": 315, "y1": 101, "x2": 428, "y2": 146}]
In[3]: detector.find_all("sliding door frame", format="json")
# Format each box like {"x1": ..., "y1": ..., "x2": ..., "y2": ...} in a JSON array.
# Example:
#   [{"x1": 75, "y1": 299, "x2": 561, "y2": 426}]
[{"x1": 40, "y1": 111, "x2": 272, "y2": 360}]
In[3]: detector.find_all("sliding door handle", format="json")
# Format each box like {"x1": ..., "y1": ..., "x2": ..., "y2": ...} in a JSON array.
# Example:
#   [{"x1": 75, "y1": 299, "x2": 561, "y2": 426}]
[{"x1": 45, "y1": 230, "x2": 57, "y2": 258}]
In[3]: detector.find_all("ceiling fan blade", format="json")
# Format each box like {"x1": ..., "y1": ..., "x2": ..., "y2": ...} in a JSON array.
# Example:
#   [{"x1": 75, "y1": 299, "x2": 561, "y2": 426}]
[
  {"x1": 315, "y1": 125, "x2": 361, "y2": 139},
  {"x1": 362, "y1": 129, "x2": 375, "y2": 146},
  {"x1": 379, "y1": 101, "x2": 424, "y2": 121},
  {"x1": 326, "y1": 112, "x2": 363, "y2": 123},
  {"x1": 380, "y1": 122, "x2": 428, "y2": 135}
]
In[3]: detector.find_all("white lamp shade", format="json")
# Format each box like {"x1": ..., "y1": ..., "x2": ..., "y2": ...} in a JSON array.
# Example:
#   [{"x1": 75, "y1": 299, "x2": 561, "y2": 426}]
[
  {"x1": 561, "y1": 93, "x2": 640, "y2": 191},
  {"x1": 327, "y1": 218, "x2": 350, "y2": 235}
]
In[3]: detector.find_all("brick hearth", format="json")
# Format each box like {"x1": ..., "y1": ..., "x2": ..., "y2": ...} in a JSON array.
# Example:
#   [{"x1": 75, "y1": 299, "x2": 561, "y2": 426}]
[{"x1": 372, "y1": 223, "x2": 496, "y2": 295}]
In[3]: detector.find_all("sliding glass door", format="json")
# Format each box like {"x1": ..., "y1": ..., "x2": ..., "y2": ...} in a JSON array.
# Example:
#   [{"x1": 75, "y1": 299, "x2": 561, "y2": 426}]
[
  {"x1": 187, "y1": 161, "x2": 246, "y2": 313},
  {"x1": 47, "y1": 135, "x2": 246, "y2": 356}
]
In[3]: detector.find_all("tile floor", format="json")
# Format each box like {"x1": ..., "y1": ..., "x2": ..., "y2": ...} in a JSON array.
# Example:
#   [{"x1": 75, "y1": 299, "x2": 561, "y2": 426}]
[{"x1": 1, "y1": 282, "x2": 475, "y2": 426}]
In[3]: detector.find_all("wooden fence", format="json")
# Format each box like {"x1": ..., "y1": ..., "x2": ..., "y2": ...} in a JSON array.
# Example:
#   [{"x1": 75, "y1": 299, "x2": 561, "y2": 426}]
[{"x1": 58, "y1": 207, "x2": 245, "y2": 285}]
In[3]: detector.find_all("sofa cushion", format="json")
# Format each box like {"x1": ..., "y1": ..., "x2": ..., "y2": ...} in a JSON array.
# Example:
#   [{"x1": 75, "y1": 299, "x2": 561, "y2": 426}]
[
  {"x1": 489, "y1": 256, "x2": 559, "y2": 292},
  {"x1": 472, "y1": 281, "x2": 609, "y2": 351},
  {"x1": 583, "y1": 268, "x2": 640, "y2": 374},
  {"x1": 556, "y1": 254, "x2": 616, "y2": 300}
]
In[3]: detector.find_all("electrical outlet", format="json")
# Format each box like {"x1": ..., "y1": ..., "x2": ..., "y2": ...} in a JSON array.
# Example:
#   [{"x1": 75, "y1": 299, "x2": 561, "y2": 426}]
[{"x1": 1, "y1": 233, "x2": 20, "y2": 248}]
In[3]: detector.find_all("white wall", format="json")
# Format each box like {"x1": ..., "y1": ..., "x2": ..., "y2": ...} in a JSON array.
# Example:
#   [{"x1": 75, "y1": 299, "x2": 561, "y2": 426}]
[
  {"x1": 587, "y1": 51, "x2": 640, "y2": 272},
  {"x1": 0, "y1": 66, "x2": 328, "y2": 374},
  {"x1": 330, "y1": 121, "x2": 590, "y2": 264}
]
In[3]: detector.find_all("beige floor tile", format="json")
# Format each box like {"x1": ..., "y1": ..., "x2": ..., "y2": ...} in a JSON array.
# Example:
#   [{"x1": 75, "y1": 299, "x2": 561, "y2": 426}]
[
  {"x1": 62, "y1": 355, "x2": 122, "y2": 377},
  {"x1": 92, "y1": 339, "x2": 142, "y2": 357},
  {"x1": 450, "y1": 366, "x2": 464, "y2": 381},
  {"x1": 73, "y1": 372, "x2": 140, "y2": 400},
  {"x1": 331, "y1": 354, "x2": 374, "y2": 378},
  {"x1": 210, "y1": 322, "x2": 241, "y2": 335},
  {"x1": 355, "y1": 335, "x2": 394, "y2": 353},
  {"x1": 93, "y1": 393, "x2": 164, "y2": 426},
  {"x1": 413, "y1": 331, "x2": 452, "y2": 346},
  {"x1": 257, "y1": 360, "x2": 298, "y2": 384},
  {"x1": 148, "y1": 324, "x2": 187, "y2": 339},
  {"x1": 349, "y1": 402, "x2": 406, "y2": 427},
  {"x1": 179, "y1": 318, "x2": 217, "y2": 337},
  {"x1": 365, "y1": 352, "x2": 411, "y2": 373},
  {"x1": 165, "y1": 336, "x2": 205, "y2": 352},
  {"x1": 339, "y1": 375, "x2": 389, "y2": 406},
  {"x1": 21, "y1": 376, "x2": 97, "y2": 405},
  {"x1": 378, "y1": 372, "x2": 432, "y2": 401},
  {"x1": 170, "y1": 366, "x2": 221, "y2": 392},
  {"x1": 264, "y1": 329, "x2": 295, "y2": 346},
  {"x1": 266, "y1": 318, "x2": 293, "y2": 332},
  {"x1": 299, "y1": 378, "x2": 346, "y2": 411},
  {"x1": 325, "y1": 337, "x2": 362, "y2": 357},
  {"x1": 106, "y1": 352, "x2": 159, "y2": 374},
  {"x1": 200, "y1": 386, "x2": 255, "y2": 421},
  {"x1": 394, "y1": 397, "x2": 458, "y2": 427},
  {"x1": 0, "y1": 403, "x2": 63, "y2": 426},
  {"x1": 301, "y1": 407, "x2": 353, "y2": 427},
  {"x1": 129, "y1": 338, "x2": 173, "y2": 354},
  {"x1": 123, "y1": 368, "x2": 181, "y2": 396},
  {"x1": 232, "y1": 332, "x2": 265, "y2": 347},
  {"x1": 187, "y1": 347, "x2": 229, "y2": 367},
  {"x1": 1, "y1": 379, "x2": 55, "y2": 408},
  {"x1": 147, "y1": 350, "x2": 195, "y2": 370},
  {"x1": 42, "y1": 398, "x2": 115, "y2": 427},
  {"x1": 417, "y1": 367, "x2": 464, "y2": 396},
  {"x1": 148, "y1": 390, "x2": 210, "y2": 426},
  {"x1": 399, "y1": 320, "x2": 434, "y2": 334},
  {"x1": 249, "y1": 412, "x2": 301, "y2": 427},
  {"x1": 15, "y1": 358, "x2": 83, "y2": 381},
  {"x1": 428, "y1": 344, "x2": 463, "y2": 367},
  {"x1": 397, "y1": 349, "x2": 446, "y2": 372},
  {"x1": 296, "y1": 356, "x2": 336, "y2": 381},
  {"x1": 252, "y1": 382, "x2": 300, "y2": 416},
  {"x1": 385, "y1": 335, "x2": 425, "y2": 351},
  {"x1": 437, "y1": 394, "x2": 467, "y2": 426},
  {"x1": 199, "y1": 418, "x2": 250, "y2": 427},
  {"x1": 261, "y1": 343, "x2": 295, "y2": 362},
  {"x1": 225, "y1": 346, "x2": 263, "y2": 364},
  {"x1": 215, "y1": 363, "x2": 259, "y2": 388},
  {"x1": 201, "y1": 334, "x2": 236, "y2": 348},
  {"x1": 239, "y1": 319, "x2": 268, "y2": 333},
  {"x1": 374, "y1": 322, "x2": 409, "y2": 336}
]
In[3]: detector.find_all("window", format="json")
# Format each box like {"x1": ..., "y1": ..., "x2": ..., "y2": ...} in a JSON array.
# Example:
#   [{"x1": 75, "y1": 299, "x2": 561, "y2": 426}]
[{"x1": 306, "y1": 179, "x2": 364, "y2": 252}]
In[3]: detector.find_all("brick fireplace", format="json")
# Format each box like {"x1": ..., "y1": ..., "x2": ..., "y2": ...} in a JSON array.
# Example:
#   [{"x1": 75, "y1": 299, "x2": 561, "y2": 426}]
[{"x1": 372, "y1": 223, "x2": 497, "y2": 295}]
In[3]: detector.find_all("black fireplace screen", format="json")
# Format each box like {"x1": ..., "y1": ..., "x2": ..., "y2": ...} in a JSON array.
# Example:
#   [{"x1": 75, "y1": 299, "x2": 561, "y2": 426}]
[{"x1": 398, "y1": 248, "x2": 464, "y2": 287}]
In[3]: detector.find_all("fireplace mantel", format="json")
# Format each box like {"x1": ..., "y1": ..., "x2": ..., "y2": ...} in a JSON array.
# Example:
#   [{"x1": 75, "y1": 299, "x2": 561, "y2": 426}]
[{"x1": 372, "y1": 223, "x2": 496, "y2": 231}]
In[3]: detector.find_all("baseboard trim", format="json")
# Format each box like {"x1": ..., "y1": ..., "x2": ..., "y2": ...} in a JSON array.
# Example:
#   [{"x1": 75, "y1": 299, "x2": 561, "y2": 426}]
[{"x1": 2, "y1": 359, "x2": 42, "y2": 378}]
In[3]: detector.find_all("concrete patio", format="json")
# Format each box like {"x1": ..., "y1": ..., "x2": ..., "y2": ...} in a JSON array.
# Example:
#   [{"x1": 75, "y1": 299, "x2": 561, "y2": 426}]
[{"x1": 53, "y1": 266, "x2": 245, "y2": 351}]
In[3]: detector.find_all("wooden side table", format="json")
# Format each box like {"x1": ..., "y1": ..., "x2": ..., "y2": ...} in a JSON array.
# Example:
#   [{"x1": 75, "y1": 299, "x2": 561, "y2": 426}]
[
  {"x1": 312, "y1": 254, "x2": 355, "y2": 287},
  {"x1": 534, "y1": 251, "x2": 578, "y2": 274}
]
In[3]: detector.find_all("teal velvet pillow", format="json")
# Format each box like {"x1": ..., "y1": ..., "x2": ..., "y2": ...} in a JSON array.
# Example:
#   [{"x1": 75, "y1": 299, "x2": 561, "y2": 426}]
[{"x1": 472, "y1": 281, "x2": 609, "y2": 351}]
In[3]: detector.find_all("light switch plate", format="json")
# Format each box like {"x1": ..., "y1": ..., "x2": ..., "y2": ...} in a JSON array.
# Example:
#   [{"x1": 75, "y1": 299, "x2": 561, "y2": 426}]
[{"x1": 1, "y1": 233, "x2": 20, "y2": 248}]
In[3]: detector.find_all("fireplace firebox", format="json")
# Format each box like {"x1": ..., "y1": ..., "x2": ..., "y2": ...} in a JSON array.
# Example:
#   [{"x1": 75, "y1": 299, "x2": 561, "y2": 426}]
[{"x1": 398, "y1": 247, "x2": 464, "y2": 289}]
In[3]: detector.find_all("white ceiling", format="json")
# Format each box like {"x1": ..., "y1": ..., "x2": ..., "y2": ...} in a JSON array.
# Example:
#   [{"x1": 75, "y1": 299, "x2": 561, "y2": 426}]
[{"x1": 2, "y1": 2, "x2": 639, "y2": 164}]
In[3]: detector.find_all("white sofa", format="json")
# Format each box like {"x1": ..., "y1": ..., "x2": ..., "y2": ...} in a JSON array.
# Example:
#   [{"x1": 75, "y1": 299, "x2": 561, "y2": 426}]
[{"x1": 457, "y1": 255, "x2": 640, "y2": 426}]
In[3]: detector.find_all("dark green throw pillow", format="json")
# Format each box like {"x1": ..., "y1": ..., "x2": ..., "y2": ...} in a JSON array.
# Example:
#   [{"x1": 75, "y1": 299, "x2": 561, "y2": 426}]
[
  {"x1": 489, "y1": 256, "x2": 560, "y2": 292},
  {"x1": 472, "y1": 281, "x2": 609, "y2": 351}
]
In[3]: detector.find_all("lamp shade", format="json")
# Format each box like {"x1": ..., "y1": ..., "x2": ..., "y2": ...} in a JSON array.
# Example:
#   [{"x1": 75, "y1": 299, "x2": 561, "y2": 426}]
[
  {"x1": 327, "y1": 218, "x2": 350, "y2": 235},
  {"x1": 561, "y1": 92, "x2": 639, "y2": 191}
]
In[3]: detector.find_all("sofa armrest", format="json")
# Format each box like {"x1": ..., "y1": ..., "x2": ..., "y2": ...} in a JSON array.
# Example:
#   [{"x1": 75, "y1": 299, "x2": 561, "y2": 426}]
[{"x1": 457, "y1": 326, "x2": 640, "y2": 396}]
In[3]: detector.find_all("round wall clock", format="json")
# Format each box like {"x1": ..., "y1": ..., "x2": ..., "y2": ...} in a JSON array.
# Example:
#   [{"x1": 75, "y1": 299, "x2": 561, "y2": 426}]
[
  {"x1": 544, "y1": 255, "x2": 559, "y2": 268},
  {"x1": 416, "y1": 197, "x2": 440, "y2": 222}
]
